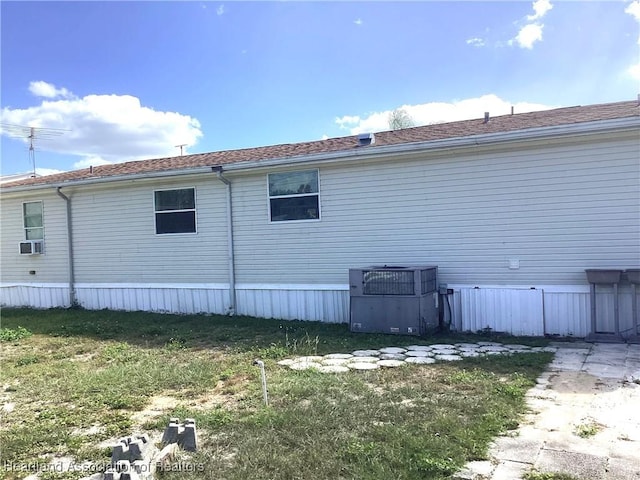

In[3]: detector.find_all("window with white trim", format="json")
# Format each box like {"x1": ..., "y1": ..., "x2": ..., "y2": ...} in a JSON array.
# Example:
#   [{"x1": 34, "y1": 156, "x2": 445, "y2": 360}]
[
  {"x1": 23, "y1": 201, "x2": 44, "y2": 240},
  {"x1": 154, "y1": 188, "x2": 197, "y2": 234},
  {"x1": 268, "y1": 170, "x2": 320, "y2": 222}
]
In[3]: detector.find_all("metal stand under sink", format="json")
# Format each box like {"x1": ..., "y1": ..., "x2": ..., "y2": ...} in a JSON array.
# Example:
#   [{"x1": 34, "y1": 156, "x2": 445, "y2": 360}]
[
  {"x1": 585, "y1": 269, "x2": 624, "y2": 343},
  {"x1": 626, "y1": 269, "x2": 640, "y2": 344}
]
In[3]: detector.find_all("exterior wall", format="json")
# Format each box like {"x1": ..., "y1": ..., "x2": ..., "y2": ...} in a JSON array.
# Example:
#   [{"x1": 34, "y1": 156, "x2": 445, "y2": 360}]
[
  {"x1": 0, "y1": 191, "x2": 70, "y2": 286},
  {"x1": 64, "y1": 175, "x2": 229, "y2": 284},
  {"x1": 1, "y1": 130, "x2": 638, "y2": 338},
  {"x1": 231, "y1": 133, "x2": 639, "y2": 287}
]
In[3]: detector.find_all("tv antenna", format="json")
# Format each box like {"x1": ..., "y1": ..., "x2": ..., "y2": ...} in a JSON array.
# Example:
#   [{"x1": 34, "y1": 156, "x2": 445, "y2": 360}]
[
  {"x1": 175, "y1": 144, "x2": 187, "y2": 156},
  {"x1": 0, "y1": 123, "x2": 68, "y2": 177}
]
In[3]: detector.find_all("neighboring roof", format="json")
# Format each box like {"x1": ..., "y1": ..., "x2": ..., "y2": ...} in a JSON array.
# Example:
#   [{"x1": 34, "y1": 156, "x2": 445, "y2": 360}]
[
  {"x1": 2, "y1": 100, "x2": 638, "y2": 190},
  {"x1": 0, "y1": 172, "x2": 40, "y2": 185}
]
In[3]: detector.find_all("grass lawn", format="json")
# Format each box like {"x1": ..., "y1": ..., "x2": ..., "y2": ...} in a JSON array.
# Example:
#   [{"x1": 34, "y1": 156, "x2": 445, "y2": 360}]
[{"x1": 0, "y1": 308, "x2": 553, "y2": 480}]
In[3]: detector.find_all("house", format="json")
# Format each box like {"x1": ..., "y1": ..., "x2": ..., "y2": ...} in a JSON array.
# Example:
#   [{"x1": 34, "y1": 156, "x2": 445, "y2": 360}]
[{"x1": 1, "y1": 99, "x2": 639, "y2": 339}]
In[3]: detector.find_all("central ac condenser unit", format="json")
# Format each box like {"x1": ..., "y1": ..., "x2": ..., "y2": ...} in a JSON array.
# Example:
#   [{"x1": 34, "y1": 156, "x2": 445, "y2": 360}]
[{"x1": 349, "y1": 265, "x2": 438, "y2": 336}]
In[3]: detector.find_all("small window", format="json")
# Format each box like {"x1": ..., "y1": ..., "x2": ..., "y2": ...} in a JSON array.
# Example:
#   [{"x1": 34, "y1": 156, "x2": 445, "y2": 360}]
[
  {"x1": 268, "y1": 170, "x2": 320, "y2": 222},
  {"x1": 154, "y1": 188, "x2": 196, "y2": 234},
  {"x1": 23, "y1": 201, "x2": 44, "y2": 240}
]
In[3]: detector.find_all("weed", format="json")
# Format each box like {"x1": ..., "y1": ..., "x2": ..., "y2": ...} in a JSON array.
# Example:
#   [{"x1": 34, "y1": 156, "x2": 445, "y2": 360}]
[
  {"x1": 524, "y1": 471, "x2": 579, "y2": 480},
  {"x1": 574, "y1": 420, "x2": 602, "y2": 438},
  {"x1": 15, "y1": 354, "x2": 39, "y2": 366},
  {"x1": 0, "y1": 325, "x2": 32, "y2": 342}
]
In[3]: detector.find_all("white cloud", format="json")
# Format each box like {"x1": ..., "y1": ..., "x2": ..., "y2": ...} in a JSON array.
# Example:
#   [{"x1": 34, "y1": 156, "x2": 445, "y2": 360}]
[
  {"x1": 513, "y1": 23, "x2": 543, "y2": 49},
  {"x1": 628, "y1": 63, "x2": 640, "y2": 80},
  {"x1": 28, "y1": 81, "x2": 73, "y2": 99},
  {"x1": 510, "y1": 0, "x2": 552, "y2": 49},
  {"x1": 354, "y1": 18, "x2": 363, "y2": 26},
  {"x1": 466, "y1": 37, "x2": 485, "y2": 47},
  {"x1": 625, "y1": 0, "x2": 640, "y2": 21},
  {"x1": 626, "y1": 0, "x2": 640, "y2": 44},
  {"x1": 1, "y1": 83, "x2": 203, "y2": 168},
  {"x1": 335, "y1": 95, "x2": 557, "y2": 135},
  {"x1": 527, "y1": 0, "x2": 553, "y2": 20},
  {"x1": 217, "y1": 4, "x2": 225, "y2": 16}
]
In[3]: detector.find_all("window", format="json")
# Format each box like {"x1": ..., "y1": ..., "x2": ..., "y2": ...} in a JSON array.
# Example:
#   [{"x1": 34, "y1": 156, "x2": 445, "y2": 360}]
[
  {"x1": 154, "y1": 188, "x2": 196, "y2": 234},
  {"x1": 268, "y1": 170, "x2": 320, "y2": 222},
  {"x1": 23, "y1": 201, "x2": 44, "y2": 240}
]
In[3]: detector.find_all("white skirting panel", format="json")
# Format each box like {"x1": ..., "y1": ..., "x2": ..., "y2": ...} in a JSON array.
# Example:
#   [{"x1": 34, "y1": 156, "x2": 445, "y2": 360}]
[
  {"x1": 0, "y1": 284, "x2": 71, "y2": 309},
  {"x1": 74, "y1": 284, "x2": 230, "y2": 315},
  {"x1": 235, "y1": 286, "x2": 349, "y2": 323},
  {"x1": 459, "y1": 287, "x2": 545, "y2": 336},
  {"x1": 2, "y1": 283, "x2": 637, "y2": 337}
]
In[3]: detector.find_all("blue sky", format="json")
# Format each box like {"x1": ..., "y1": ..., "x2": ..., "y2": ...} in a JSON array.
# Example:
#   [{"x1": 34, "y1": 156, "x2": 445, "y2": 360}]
[{"x1": 1, "y1": 1, "x2": 639, "y2": 176}]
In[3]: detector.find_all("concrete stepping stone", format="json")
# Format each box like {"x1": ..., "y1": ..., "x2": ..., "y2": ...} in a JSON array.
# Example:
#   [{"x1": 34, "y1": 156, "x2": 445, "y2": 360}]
[
  {"x1": 458, "y1": 347, "x2": 481, "y2": 352},
  {"x1": 405, "y1": 357, "x2": 436, "y2": 364},
  {"x1": 455, "y1": 343, "x2": 481, "y2": 348},
  {"x1": 348, "y1": 362, "x2": 380, "y2": 370},
  {"x1": 296, "y1": 356, "x2": 324, "y2": 362},
  {"x1": 277, "y1": 359, "x2": 296, "y2": 366},
  {"x1": 377, "y1": 359, "x2": 405, "y2": 368},
  {"x1": 435, "y1": 354, "x2": 463, "y2": 361},
  {"x1": 477, "y1": 341, "x2": 503, "y2": 346},
  {"x1": 352, "y1": 350, "x2": 381, "y2": 357},
  {"x1": 542, "y1": 347, "x2": 558, "y2": 352},
  {"x1": 405, "y1": 350, "x2": 434, "y2": 357},
  {"x1": 430, "y1": 344, "x2": 457, "y2": 349},
  {"x1": 434, "y1": 349, "x2": 459, "y2": 356},
  {"x1": 404, "y1": 345, "x2": 432, "y2": 351},
  {"x1": 317, "y1": 365, "x2": 350, "y2": 373},
  {"x1": 484, "y1": 351, "x2": 507, "y2": 355},
  {"x1": 346, "y1": 356, "x2": 379, "y2": 363},
  {"x1": 379, "y1": 347, "x2": 407, "y2": 354},
  {"x1": 380, "y1": 353, "x2": 406, "y2": 360},
  {"x1": 323, "y1": 353, "x2": 353, "y2": 359},
  {"x1": 290, "y1": 362, "x2": 322, "y2": 371},
  {"x1": 460, "y1": 351, "x2": 481, "y2": 358},
  {"x1": 504, "y1": 344, "x2": 532, "y2": 350},
  {"x1": 478, "y1": 346, "x2": 510, "y2": 353},
  {"x1": 321, "y1": 358, "x2": 351, "y2": 366}
]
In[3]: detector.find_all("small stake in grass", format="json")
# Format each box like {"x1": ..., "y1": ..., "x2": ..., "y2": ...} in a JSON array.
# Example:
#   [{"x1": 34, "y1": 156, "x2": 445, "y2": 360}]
[{"x1": 253, "y1": 359, "x2": 269, "y2": 407}]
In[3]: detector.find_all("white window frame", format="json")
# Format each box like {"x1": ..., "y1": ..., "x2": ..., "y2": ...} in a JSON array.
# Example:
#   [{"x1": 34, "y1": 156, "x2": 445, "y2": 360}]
[
  {"x1": 22, "y1": 201, "x2": 44, "y2": 241},
  {"x1": 153, "y1": 187, "x2": 198, "y2": 235},
  {"x1": 267, "y1": 169, "x2": 321, "y2": 223}
]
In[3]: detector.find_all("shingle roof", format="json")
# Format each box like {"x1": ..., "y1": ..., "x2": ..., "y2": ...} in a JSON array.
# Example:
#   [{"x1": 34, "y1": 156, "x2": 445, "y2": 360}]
[{"x1": 2, "y1": 100, "x2": 638, "y2": 189}]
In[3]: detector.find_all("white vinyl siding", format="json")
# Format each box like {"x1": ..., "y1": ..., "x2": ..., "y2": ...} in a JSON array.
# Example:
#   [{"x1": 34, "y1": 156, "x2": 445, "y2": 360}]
[
  {"x1": 0, "y1": 193, "x2": 69, "y2": 283},
  {"x1": 67, "y1": 177, "x2": 227, "y2": 284},
  {"x1": 231, "y1": 133, "x2": 640, "y2": 286}
]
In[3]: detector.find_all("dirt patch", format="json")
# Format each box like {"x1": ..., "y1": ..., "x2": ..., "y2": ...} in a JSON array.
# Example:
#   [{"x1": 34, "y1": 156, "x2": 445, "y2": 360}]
[{"x1": 131, "y1": 377, "x2": 249, "y2": 426}]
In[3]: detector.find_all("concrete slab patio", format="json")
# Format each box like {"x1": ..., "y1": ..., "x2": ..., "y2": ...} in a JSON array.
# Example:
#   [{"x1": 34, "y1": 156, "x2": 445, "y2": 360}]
[{"x1": 455, "y1": 342, "x2": 640, "y2": 480}]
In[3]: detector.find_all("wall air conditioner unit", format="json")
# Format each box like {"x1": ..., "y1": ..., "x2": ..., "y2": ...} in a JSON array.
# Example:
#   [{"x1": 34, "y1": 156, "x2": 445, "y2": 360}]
[{"x1": 19, "y1": 240, "x2": 44, "y2": 255}]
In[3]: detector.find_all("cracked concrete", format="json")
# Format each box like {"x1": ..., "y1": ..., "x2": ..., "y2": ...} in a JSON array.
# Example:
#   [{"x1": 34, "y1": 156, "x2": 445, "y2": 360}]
[{"x1": 455, "y1": 342, "x2": 640, "y2": 480}]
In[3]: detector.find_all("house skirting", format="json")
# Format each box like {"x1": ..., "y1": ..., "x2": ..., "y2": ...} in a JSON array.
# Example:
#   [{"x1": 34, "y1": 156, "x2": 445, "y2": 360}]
[{"x1": 1, "y1": 283, "x2": 637, "y2": 338}]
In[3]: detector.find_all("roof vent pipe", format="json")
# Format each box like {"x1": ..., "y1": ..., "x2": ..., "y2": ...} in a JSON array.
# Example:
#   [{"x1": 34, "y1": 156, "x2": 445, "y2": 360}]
[
  {"x1": 511, "y1": 106, "x2": 514, "y2": 115},
  {"x1": 357, "y1": 133, "x2": 375, "y2": 146},
  {"x1": 484, "y1": 112, "x2": 490, "y2": 123},
  {"x1": 637, "y1": 93, "x2": 640, "y2": 106}
]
